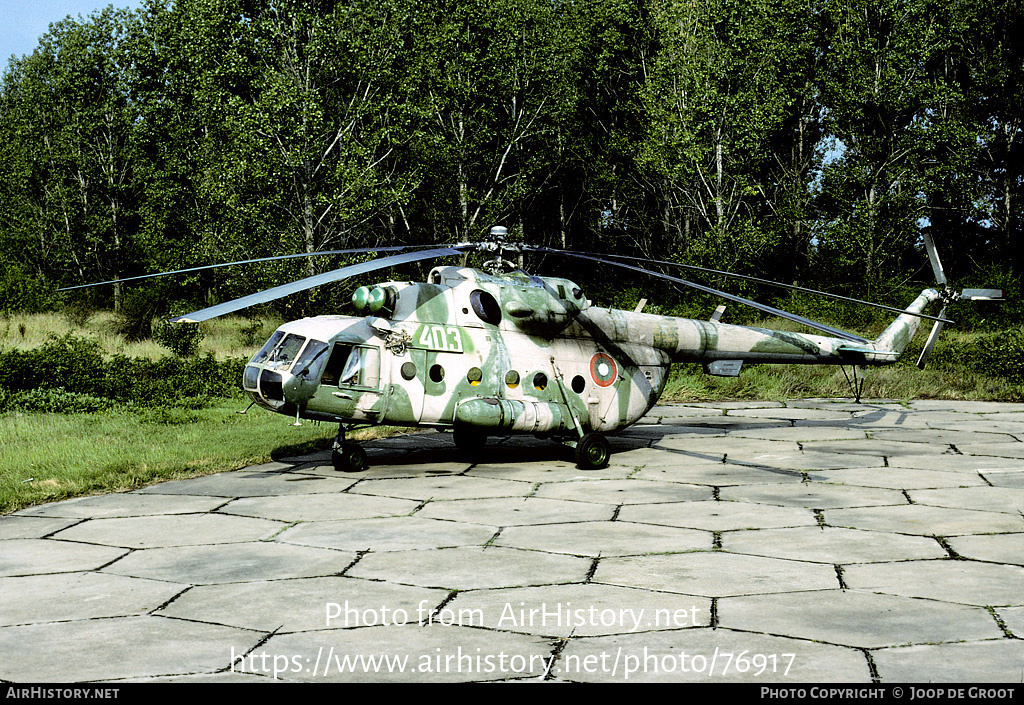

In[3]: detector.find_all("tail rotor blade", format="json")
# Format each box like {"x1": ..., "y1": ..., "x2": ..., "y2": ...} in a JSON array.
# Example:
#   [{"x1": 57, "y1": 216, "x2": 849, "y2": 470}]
[
  {"x1": 916, "y1": 307, "x2": 947, "y2": 370},
  {"x1": 922, "y1": 231, "x2": 948, "y2": 287}
]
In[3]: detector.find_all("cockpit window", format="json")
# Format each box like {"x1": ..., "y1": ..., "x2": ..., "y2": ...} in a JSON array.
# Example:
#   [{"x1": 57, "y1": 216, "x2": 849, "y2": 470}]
[
  {"x1": 253, "y1": 332, "x2": 307, "y2": 370},
  {"x1": 251, "y1": 330, "x2": 285, "y2": 364},
  {"x1": 322, "y1": 344, "x2": 380, "y2": 388},
  {"x1": 293, "y1": 340, "x2": 329, "y2": 376}
]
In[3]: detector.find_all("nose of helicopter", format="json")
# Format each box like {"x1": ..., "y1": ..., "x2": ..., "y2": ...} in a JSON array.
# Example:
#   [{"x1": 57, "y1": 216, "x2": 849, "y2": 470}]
[
  {"x1": 242, "y1": 324, "x2": 337, "y2": 411},
  {"x1": 242, "y1": 315, "x2": 378, "y2": 414},
  {"x1": 243, "y1": 360, "x2": 320, "y2": 411}
]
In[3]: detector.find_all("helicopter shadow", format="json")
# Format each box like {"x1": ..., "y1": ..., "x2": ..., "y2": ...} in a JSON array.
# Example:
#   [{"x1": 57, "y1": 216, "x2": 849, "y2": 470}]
[{"x1": 264, "y1": 404, "x2": 907, "y2": 476}]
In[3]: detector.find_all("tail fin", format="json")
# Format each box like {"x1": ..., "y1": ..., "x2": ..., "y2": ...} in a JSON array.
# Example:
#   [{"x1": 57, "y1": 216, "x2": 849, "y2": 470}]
[{"x1": 872, "y1": 288, "x2": 943, "y2": 359}]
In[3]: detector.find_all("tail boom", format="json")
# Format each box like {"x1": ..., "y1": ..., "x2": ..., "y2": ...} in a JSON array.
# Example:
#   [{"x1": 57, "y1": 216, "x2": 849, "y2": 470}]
[{"x1": 575, "y1": 288, "x2": 943, "y2": 369}]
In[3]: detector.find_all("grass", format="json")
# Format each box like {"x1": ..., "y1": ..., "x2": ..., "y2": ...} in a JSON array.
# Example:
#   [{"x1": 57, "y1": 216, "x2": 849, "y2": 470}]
[
  {"x1": 662, "y1": 358, "x2": 1021, "y2": 404},
  {"x1": 659, "y1": 318, "x2": 1024, "y2": 403},
  {"x1": 0, "y1": 398, "x2": 404, "y2": 514}
]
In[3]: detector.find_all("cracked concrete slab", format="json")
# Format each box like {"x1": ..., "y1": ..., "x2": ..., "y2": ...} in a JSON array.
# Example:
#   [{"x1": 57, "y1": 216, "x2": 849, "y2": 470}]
[
  {"x1": 493, "y1": 520, "x2": 711, "y2": 557},
  {"x1": 443, "y1": 583, "x2": 712, "y2": 637},
  {"x1": 345, "y1": 545, "x2": 591, "y2": 590},
  {"x1": 947, "y1": 533, "x2": 1024, "y2": 566},
  {"x1": 909, "y1": 486, "x2": 1024, "y2": 514},
  {"x1": 0, "y1": 538, "x2": 127, "y2": 577},
  {"x1": 825, "y1": 504, "x2": 1024, "y2": 536},
  {"x1": 717, "y1": 590, "x2": 1004, "y2": 648},
  {"x1": 722, "y1": 526, "x2": 947, "y2": 564},
  {"x1": 0, "y1": 572, "x2": 187, "y2": 626},
  {"x1": 558, "y1": 628, "x2": 872, "y2": 682},
  {"x1": 51, "y1": 513, "x2": 285, "y2": 548},
  {"x1": 618, "y1": 499, "x2": 818, "y2": 531},
  {"x1": 999, "y1": 606, "x2": 1024, "y2": 638},
  {"x1": 0, "y1": 616, "x2": 259, "y2": 682},
  {"x1": 155, "y1": 576, "x2": 449, "y2": 633},
  {"x1": 805, "y1": 466, "x2": 990, "y2": 489},
  {"x1": 277, "y1": 515, "x2": 498, "y2": 552},
  {"x1": 414, "y1": 495, "x2": 613, "y2": 525},
  {"x1": 532, "y1": 478, "x2": 714, "y2": 504},
  {"x1": 981, "y1": 469, "x2": 1024, "y2": 489},
  {"x1": 594, "y1": 551, "x2": 838, "y2": 597},
  {"x1": 15, "y1": 491, "x2": 231, "y2": 517},
  {"x1": 872, "y1": 641, "x2": 1024, "y2": 683},
  {"x1": 102, "y1": 542, "x2": 359, "y2": 584},
  {"x1": 720, "y1": 483, "x2": 906, "y2": 508},
  {"x1": 842, "y1": 559, "x2": 1024, "y2": 607},
  {"x1": 3, "y1": 400, "x2": 1024, "y2": 683}
]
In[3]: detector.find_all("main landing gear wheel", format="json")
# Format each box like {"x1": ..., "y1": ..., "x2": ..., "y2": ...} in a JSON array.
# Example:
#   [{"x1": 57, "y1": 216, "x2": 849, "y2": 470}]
[
  {"x1": 332, "y1": 444, "x2": 368, "y2": 473},
  {"x1": 575, "y1": 432, "x2": 610, "y2": 470},
  {"x1": 452, "y1": 427, "x2": 488, "y2": 452}
]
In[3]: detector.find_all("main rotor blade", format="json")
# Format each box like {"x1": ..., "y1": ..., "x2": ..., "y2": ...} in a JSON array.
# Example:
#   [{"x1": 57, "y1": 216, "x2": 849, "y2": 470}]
[
  {"x1": 170, "y1": 246, "x2": 466, "y2": 323},
  {"x1": 529, "y1": 247, "x2": 951, "y2": 325},
  {"x1": 549, "y1": 251, "x2": 869, "y2": 344},
  {"x1": 57, "y1": 245, "x2": 429, "y2": 292}
]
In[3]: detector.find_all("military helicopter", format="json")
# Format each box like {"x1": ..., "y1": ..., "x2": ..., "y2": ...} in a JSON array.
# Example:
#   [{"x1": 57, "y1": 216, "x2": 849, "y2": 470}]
[{"x1": 64, "y1": 226, "x2": 1002, "y2": 471}]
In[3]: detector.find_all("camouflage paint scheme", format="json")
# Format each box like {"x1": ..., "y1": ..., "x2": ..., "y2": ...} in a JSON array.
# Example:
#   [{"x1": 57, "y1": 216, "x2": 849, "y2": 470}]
[{"x1": 242, "y1": 265, "x2": 941, "y2": 440}]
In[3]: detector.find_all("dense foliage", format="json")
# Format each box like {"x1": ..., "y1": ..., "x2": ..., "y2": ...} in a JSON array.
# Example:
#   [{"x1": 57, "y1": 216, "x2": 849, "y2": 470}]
[
  {"x1": 0, "y1": 0, "x2": 1020, "y2": 322},
  {"x1": 0, "y1": 333, "x2": 245, "y2": 411}
]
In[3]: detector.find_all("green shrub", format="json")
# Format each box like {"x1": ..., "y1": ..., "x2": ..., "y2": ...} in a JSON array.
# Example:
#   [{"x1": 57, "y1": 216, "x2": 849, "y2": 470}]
[
  {"x1": 6, "y1": 388, "x2": 116, "y2": 413},
  {"x1": 0, "y1": 266, "x2": 57, "y2": 314},
  {"x1": 0, "y1": 334, "x2": 109, "y2": 397},
  {"x1": 976, "y1": 328, "x2": 1024, "y2": 384},
  {"x1": 114, "y1": 287, "x2": 162, "y2": 341},
  {"x1": 0, "y1": 334, "x2": 245, "y2": 410},
  {"x1": 153, "y1": 319, "x2": 205, "y2": 357}
]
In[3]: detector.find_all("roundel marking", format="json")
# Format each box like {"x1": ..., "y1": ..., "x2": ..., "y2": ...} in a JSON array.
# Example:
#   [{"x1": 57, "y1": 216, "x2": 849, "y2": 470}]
[{"x1": 590, "y1": 352, "x2": 617, "y2": 387}]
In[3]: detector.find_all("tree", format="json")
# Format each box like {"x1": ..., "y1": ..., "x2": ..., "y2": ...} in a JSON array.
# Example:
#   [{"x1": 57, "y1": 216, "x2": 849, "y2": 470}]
[
  {"x1": 1, "y1": 8, "x2": 143, "y2": 309},
  {"x1": 639, "y1": 0, "x2": 819, "y2": 280},
  {"x1": 815, "y1": 0, "x2": 943, "y2": 295},
  {"x1": 403, "y1": 0, "x2": 566, "y2": 242}
]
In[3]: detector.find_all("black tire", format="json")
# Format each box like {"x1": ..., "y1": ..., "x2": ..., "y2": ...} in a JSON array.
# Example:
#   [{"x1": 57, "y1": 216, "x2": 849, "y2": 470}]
[
  {"x1": 575, "y1": 433, "x2": 610, "y2": 470},
  {"x1": 332, "y1": 444, "x2": 368, "y2": 473},
  {"x1": 452, "y1": 427, "x2": 487, "y2": 451}
]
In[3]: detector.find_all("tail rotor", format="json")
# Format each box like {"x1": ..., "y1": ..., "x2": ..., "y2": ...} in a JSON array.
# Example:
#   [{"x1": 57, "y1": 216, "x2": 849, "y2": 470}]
[{"x1": 916, "y1": 231, "x2": 1004, "y2": 370}]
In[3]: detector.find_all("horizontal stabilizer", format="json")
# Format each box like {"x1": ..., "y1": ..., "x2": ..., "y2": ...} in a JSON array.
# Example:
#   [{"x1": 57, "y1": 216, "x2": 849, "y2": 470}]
[
  {"x1": 837, "y1": 346, "x2": 899, "y2": 358},
  {"x1": 704, "y1": 360, "x2": 743, "y2": 377}
]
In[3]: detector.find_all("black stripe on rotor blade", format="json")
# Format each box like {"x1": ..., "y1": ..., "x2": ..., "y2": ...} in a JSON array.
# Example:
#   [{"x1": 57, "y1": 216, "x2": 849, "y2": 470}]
[
  {"x1": 528, "y1": 246, "x2": 952, "y2": 325},
  {"x1": 169, "y1": 246, "x2": 466, "y2": 323},
  {"x1": 550, "y1": 251, "x2": 870, "y2": 344},
  {"x1": 57, "y1": 245, "x2": 432, "y2": 292}
]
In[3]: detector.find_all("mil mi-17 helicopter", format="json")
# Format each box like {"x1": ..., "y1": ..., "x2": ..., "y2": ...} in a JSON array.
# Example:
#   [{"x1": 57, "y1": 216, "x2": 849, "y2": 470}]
[{"x1": 65, "y1": 226, "x2": 1002, "y2": 471}]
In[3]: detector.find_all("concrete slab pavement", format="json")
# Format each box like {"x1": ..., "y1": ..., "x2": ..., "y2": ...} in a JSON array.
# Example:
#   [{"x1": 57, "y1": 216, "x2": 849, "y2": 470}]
[{"x1": 2, "y1": 400, "x2": 1023, "y2": 683}]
